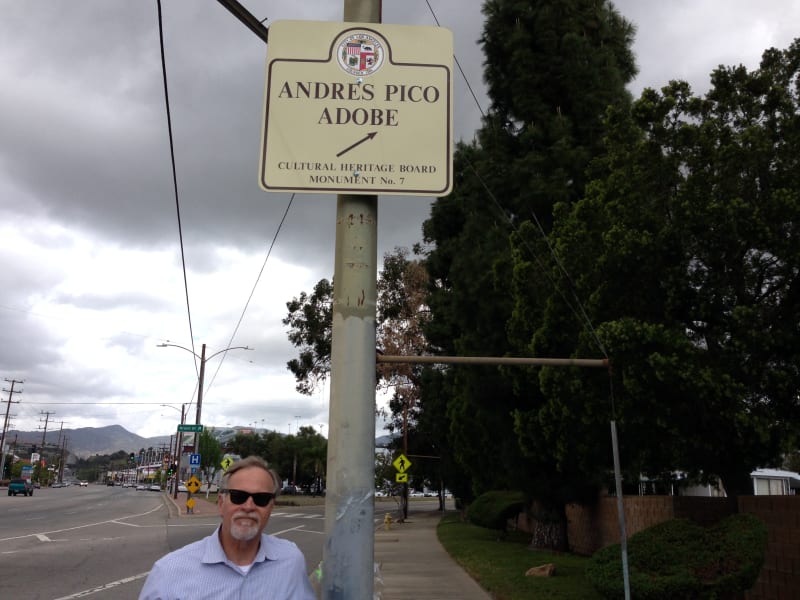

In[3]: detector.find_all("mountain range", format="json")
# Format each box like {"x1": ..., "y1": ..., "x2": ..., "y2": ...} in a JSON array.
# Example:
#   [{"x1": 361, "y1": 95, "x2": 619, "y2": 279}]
[
  {"x1": 4, "y1": 425, "x2": 395, "y2": 459},
  {"x1": 4, "y1": 425, "x2": 171, "y2": 458}
]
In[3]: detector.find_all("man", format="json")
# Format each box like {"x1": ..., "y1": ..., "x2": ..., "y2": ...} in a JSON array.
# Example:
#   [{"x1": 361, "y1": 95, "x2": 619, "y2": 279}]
[{"x1": 139, "y1": 456, "x2": 316, "y2": 599}]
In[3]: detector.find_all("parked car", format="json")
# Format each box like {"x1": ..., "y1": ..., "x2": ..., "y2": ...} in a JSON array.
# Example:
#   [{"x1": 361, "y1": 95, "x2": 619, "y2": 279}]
[
  {"x1": 136, "y1": 484, "x2": 147, "y2": 491},
  {"x1": 8, "y1": 478, "x2": 33, "y2": 496},
  {"x1": 149, "y1": 484, "x2": 161, "y2": 492}
]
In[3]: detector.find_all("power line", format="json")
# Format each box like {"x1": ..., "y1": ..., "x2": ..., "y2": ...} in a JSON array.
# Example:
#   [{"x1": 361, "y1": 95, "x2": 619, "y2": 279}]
[
  {"x1": 205, "y1": 194, "x2": 295, "y2": 393},
  {"x1": 424, "y1": 0, "x2": 485, "y2": 120},
  {"x1": 156, "y1": 0, "x2": 199, "y2": 377},
  {"x1": 425, "y1": 0, "x2": 606, "y2": 360}
]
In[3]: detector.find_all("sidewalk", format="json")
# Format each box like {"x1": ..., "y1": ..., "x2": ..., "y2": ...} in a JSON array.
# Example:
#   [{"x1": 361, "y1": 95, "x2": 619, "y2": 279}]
[
  {"x1": 165, "y1": 490, "x2": 214, "y2": 517},
  {"x1": 165, "y1": 494, "x2": 491, "y2": 599},
  {"x1": 375, "y1": 508, "x2": 492, "y2": 600}
]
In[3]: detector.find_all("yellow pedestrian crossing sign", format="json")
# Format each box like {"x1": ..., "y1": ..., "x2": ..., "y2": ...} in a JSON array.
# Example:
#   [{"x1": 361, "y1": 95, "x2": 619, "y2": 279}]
[
  {"x1": 396, "y1": 472, "x2": 408, "y2": 483},
  {"x1": 220, "y1": 456, "x2": 234, "y2": 471},
  {"x1": 392, "y1": 453, "x2": 412, "y2": 473}
]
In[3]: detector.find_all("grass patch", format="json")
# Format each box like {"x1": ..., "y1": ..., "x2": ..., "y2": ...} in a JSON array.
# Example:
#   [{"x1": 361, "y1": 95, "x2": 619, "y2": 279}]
[{"x1": 437, "y1": 513, "x2": 602, "y2": 600}]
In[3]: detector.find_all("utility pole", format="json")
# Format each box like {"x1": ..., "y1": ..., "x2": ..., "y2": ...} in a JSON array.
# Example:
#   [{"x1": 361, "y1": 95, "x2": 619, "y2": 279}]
[
  {"x1": 195, "y1": 343, "x2": 206, "y2": 427},
  {"x1": 323, "y1": 1, "x2": 381, "y2": 597},
  {"x1": 214, "y1": 0, "x2": 381, "y2": 596},
  {"x1": 0, "y1": 379, "x2": 23, "y2": 479},
  {"x1": 173, "y1": 403, "x2": 186, "y2": 499},
  {"x1": 55, "y1": 421, "x2": 66, "y2": 484},
  {"x1": 59, "y1": 435, "x2": 68, "y2": 483},
  {"x1": 39, "y1": 410, "x2": 54, "y2": 452}
]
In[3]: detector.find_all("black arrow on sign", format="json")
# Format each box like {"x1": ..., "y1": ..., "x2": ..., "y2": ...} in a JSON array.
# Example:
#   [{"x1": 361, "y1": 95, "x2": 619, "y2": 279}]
[{"x1": 336, "y1": 131, "x2": 378, "y2": 157}]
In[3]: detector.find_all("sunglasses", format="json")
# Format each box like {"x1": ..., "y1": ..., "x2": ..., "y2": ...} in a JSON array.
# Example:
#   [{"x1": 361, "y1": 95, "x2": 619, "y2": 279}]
[{"x1": 222, "y1": 489, "x2": 275, "y2": 507}]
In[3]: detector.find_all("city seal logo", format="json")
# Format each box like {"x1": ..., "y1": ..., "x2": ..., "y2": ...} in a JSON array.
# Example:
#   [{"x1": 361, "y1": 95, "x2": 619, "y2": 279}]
[{"x1": 337, "y1": 32, "x2": 384, "y2": 77}]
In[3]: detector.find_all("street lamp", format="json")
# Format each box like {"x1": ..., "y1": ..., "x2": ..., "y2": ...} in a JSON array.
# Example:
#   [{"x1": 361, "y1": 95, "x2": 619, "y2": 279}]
[
  {"x1": 161, "y1": 404, "x2": 186, "y2": 498},
  {"x1": 156, "y1": 342, "x2": 252, "y2": 427}
]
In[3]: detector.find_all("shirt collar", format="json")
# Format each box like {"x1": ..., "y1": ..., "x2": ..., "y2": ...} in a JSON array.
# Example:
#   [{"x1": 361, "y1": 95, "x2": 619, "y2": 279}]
[{"x1": 201, "y1": 526, "x2": 274, "y2": 567}]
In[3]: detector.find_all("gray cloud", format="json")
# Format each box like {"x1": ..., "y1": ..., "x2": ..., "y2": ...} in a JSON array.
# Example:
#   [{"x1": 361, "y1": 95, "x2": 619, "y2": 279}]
[{"x1": 1, "y1": 0, "x2": 797, "y2": 438}]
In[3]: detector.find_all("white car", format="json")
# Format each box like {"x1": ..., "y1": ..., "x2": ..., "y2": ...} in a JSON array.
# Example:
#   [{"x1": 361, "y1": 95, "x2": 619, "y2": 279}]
[{"x1": 79, "y1": 481, "x2": 88, "y2": 487}]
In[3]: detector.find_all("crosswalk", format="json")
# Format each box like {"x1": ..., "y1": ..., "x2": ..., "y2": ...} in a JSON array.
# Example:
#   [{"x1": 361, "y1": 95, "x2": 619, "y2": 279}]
[
  {"x1": 271, "y1": 511, "x2": 387, "y2": 527},
  {"x1": 270, "y1": 511, "x2": 324, "y2": 520}
]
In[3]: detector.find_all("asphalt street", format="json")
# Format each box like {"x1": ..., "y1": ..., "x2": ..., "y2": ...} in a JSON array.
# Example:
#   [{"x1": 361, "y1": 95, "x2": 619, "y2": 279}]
[{"x1": 0, "y1": 483, "x2": 327, "y2": 600}]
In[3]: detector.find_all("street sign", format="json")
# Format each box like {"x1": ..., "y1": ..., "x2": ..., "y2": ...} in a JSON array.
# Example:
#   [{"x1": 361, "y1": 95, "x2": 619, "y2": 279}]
[
  {"x1": 220, "y1": 456, "x2": 234, "y2": 471},
  {"x1": 395, "y1": 472, "x2": 408, "y2": 483},
  {"x1": 392, "y1": 453, "x2": 412, "y2": 473},
  {"x1": 189, "y1": 453, "x2": 201, "y2": 466},
  {"x1": 186, "y1": 475, "x2": 201, "y2": 494},
  {"x1": 260, "y1": 20, "x2": 453, "y2": 196},
  {"x1": 178, "y1": 424, "x2": 203, "y2": 433}
]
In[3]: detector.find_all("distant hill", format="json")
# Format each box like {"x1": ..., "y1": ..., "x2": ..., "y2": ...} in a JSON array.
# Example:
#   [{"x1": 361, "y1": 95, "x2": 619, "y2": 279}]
[
  {"x1": 5, "y1": 424, "x2": 170, "y2": 458},
  {"x1": 5, "y1": 424, "x2": 392, "y2": 459},
  {"x1": 376, "y1": 433, "x2": 398, "y2": 448}
]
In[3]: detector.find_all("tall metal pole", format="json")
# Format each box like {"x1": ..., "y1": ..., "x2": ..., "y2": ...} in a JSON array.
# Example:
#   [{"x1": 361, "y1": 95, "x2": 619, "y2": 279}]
[
  {"x1": 322, "y1": 3, "x2": 381, "y2": 598},
  {"x1": 173, "y1": 404, "x2": 185, "y2": 499},
  {"x1": 402, "y1": 400, "x2": 409, "y2": 520},
  {"x1": 191, "y1": 343, "x2": 207, "y2": 455},
  {"x1": 611, "y1": 420, "x2": 631, "y2": 600},
  {"x1": 0, "y1": 379, "x2": 22, "y2": 479},
  {"x1": 196, "y1": 343, "x2": 207, "y2": 426}
]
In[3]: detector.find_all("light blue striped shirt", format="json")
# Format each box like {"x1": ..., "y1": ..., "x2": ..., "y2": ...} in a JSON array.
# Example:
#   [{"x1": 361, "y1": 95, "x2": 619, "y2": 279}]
[{"x1": 138, "y1": 527, "x2": 316, "y2": 600}]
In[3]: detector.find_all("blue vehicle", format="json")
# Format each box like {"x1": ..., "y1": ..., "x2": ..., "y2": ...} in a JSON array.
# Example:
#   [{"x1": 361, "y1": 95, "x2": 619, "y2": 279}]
[{"x1": 8, "y1": 478, "x2": 33, "y2": 496}]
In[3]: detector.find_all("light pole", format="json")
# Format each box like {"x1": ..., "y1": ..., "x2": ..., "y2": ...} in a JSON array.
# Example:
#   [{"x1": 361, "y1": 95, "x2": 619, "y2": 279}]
[
  {"x1": 162, "y1": 404, "x2": 186, "y2": 498},
  {"x1": 157, "y1": 342, "x2": 252, "y2": 427}
]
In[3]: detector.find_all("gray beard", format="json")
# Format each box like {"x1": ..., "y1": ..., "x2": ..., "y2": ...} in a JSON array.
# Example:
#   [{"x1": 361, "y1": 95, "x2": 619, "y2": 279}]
[{"x1": 229, "y1": 512, "x2": 261, "y2": 541}]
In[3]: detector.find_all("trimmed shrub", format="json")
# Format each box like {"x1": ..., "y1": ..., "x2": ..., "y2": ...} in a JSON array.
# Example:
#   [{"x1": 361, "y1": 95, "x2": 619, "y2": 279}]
[
  {"x1": 587, "y1": 514, "x2": 767, "y2": 599},
  {"x1": 466, "y1": 490, "x2": 527, "y2": 531}
]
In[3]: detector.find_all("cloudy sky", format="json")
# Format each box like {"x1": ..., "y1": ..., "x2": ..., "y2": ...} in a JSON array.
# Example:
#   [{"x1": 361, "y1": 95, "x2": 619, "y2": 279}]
[{"x1": 1, "y1": 0, "x2": 798, "y2": 443}]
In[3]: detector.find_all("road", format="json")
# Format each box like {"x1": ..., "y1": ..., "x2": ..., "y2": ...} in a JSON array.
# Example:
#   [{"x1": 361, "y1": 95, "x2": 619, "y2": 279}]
[{"x1": 0, "y1": 484, "x2": 327, "y2": 600}]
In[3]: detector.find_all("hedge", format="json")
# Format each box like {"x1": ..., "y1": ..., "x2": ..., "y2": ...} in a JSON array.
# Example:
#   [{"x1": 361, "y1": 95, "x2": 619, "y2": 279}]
[{"x1": 587, "y1": 513, "x2": 767, "y2": 599}]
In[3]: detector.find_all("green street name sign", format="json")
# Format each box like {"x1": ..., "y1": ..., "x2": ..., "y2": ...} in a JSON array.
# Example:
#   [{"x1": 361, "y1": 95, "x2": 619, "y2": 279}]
[{"x1": 177, "y1": 424, "x2": 204, "y2": 433}]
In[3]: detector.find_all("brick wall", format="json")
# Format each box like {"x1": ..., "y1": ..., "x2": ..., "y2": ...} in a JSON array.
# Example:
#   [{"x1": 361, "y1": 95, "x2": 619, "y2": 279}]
[
  {"x1": 738, "y1": 496, "x2": 800, "y2": 600},
  {"x1": 553, "y1": 495, "x2": 798, "y2": 599}
]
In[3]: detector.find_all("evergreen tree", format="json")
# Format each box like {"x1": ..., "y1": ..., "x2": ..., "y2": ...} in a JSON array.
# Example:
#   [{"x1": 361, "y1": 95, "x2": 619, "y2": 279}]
[
  {"x1": 421, "y1": 0, "x2": 636, "y2": 543},
  {"x1": 523, "y1": 39, "x2": 800, "y2": 498}
]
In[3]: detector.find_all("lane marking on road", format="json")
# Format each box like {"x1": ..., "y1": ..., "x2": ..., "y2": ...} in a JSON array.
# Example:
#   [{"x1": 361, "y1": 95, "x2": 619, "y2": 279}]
[
  {"x1": 271, "y1": 524, "x2": 307, "y2": 535},
  {"x1": 52, "y1": 571, "x2": 150, "y2": 600},
  {"x1": 272, "y1": 524, "x2": 325, "y2": 536},
  {"x1": 111, "y1": 519, "x2": 142, "y2": 527},
  {"x1": 0, "y1": 504, "x2": 164, "y2": 542},
  {"x1": 36, "y1": 534, "x2": 52, "y2": 542}
]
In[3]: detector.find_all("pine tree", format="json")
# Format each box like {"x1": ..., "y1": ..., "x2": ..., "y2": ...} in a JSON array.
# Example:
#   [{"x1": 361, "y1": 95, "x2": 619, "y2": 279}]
[{"x1": 421, "y1": 0, "x2": 637, "y2": 546}]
